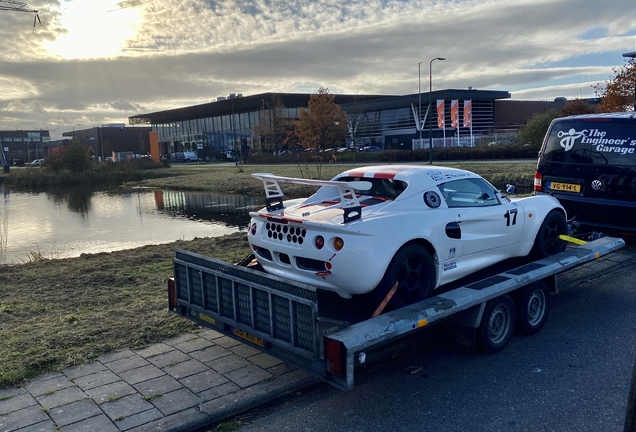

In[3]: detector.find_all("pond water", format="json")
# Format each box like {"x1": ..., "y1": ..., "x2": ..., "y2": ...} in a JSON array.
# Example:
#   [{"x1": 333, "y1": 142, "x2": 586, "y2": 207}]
[{"x1": 0, "y1": 183, "x2": 263, "y2": 265}]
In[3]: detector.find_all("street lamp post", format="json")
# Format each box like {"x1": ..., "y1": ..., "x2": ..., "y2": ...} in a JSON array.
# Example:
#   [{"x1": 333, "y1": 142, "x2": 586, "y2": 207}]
[
  {"x1": 418, "y1": 61, "x2": 423, "y2": 148},
  {"x1": 622, "y1": 51, "x2": 636, "y2": 111},
  {"x1": 72, "y1": 124, "x2": 82, "y2": 141},
  {"x1": 428, "y1": 57, "x2": 445, "y2": 164}
]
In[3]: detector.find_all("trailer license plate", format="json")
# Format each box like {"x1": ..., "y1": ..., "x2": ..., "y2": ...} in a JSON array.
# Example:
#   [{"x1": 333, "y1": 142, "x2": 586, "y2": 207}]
[
  {"x1": 232, "y1": 327, "x2": 265, "y2": 347},
  {"x1": 547, "y1": 181, "x2": 581, "y2": 193}
]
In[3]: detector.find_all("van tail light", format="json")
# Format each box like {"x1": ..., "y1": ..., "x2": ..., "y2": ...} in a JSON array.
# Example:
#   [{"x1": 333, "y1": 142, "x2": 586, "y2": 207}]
[
  {"x1": 534, "y1": 172, "x2": 543, "y2": 191},
  {"x1": 324, "y1": 337, "x2": 346, "y2": 378},
  {"x1": 168, "y1": 278, "x2": 179, "y2": 311}
]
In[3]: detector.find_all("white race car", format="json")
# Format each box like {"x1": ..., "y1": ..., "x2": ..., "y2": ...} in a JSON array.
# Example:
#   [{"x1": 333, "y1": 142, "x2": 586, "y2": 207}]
[{"x1": 248, "y1": 165, "x2": 567, "y2": 309}]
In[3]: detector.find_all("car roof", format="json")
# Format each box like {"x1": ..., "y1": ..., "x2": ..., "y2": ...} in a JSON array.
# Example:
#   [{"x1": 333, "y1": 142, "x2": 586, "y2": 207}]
[
  {"x1": 335, "y1": 165, "x2": 481, "y2": 188},
  {"x1": 558, "y1": 112, "x2": 636, "y2": 121}
]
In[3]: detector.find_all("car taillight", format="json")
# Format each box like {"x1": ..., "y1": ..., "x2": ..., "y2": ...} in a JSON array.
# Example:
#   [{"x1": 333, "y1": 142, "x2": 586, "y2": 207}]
[
  {"x1": 250, "y1": 222, "x2": 257, "y2": 235},
  {"x1": 534, "y1": 172, "x2": 543, "y2": 191},
  {"x1": 333, "y1": 237, "x2": 344, "y2": 251},
  {"x1": 324, "y1": 337, "x2": 345, "y2": 378},
  {"x1": 315, "y1": 235, "x2": 325, "y2": 250}
]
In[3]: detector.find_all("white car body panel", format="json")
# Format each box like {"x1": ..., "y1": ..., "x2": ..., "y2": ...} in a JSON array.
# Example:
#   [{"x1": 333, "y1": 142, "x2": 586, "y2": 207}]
[{"x1": 248, "y1": 165, "x2": 565, "y2": 299}]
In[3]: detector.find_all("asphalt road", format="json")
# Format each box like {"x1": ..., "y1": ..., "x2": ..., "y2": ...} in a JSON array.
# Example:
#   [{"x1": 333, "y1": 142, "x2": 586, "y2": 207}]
[{"x1": 230, "y1": 248, "x2": 636, "y2": 432}]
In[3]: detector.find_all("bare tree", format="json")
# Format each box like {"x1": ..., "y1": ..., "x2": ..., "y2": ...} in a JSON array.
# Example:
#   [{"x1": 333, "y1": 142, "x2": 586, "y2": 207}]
[{"x1": 252, "y1": 95, "x2": 295, "y2": 154}]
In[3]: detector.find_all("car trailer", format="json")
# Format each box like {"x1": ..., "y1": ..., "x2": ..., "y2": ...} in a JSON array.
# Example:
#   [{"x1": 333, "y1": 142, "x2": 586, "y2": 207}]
[{"x1": 169, "y1": 236, "x2": 624, "y2": 391}]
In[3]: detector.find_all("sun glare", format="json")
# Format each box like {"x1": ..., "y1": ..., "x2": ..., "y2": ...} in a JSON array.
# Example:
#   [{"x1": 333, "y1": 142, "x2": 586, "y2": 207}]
[{"x1": 44, "y1": 0, "x2": 142, "y2": 59}]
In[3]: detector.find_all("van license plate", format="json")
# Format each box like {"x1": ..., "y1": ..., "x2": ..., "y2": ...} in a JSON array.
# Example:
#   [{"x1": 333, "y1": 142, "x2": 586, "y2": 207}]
[
  {"x1": 231, "y1": 327, "x2": 265, "y2": 347},
  {"x1": 547, "y1": 182, "x2": 581, "y2": 193}
]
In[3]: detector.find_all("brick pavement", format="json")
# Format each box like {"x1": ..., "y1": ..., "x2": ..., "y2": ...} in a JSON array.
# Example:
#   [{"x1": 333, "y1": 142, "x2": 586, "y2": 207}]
[{"x1": 0, "y1": 330, "x2": 315, "y2": 432}]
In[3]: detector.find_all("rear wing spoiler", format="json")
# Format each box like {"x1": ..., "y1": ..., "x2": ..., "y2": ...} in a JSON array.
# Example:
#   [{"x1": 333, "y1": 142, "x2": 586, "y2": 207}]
[{"x1": 251, "y1": 173, "x2": 371, "y2": 223}]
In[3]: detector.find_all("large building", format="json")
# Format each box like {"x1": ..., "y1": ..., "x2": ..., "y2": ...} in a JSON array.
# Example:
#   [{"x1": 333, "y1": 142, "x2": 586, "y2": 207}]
[
  {"x1": 0, "y1": 130, "x2": 51, "y2": 166},
  {"x1": 61, "y1": 125, "x2": 152, "y2": 161},
  {"x1": 129, "y1": 89, "x2": 519, "y2": 159}
]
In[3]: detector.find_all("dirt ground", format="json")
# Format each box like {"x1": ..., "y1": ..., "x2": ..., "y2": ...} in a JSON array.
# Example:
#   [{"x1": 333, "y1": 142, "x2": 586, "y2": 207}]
[{"x1": 0, "y1": 161, "x2": 536, "y2": 388}]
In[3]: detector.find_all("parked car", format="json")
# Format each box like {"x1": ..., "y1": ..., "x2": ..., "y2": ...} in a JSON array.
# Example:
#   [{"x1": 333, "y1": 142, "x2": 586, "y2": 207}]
[
  {"x1": 359, "y1": 145, "x2": 381, "y2": 152},
  {"x1": 29, "y1": 159, "x2": 45, "y2": 167},
  {"x1": 534, "y1": 112, "x2": 636, "y2": 233},
  {"x1": 183, "y1": 152, "x2": 199, "y2": 162},
  {"x1": 248, "y1": 165, "x2": 567, "y2": 310}
]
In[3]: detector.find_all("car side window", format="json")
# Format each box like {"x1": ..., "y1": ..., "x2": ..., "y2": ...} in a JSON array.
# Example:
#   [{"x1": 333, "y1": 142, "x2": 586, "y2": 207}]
[{"x1": 439, "y1": 178, "x2": 500, "y2": 208}]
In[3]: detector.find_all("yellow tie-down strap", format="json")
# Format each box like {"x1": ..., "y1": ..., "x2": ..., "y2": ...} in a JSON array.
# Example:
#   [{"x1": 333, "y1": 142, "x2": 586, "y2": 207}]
[{"x1": 559, "y1": 235, "x2": 588, "y2": 245}]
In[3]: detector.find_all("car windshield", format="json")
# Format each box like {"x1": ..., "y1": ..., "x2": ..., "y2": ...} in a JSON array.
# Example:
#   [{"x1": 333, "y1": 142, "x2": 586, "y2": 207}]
[
  {"x1": 337, "y1": 177, "x2": 407, "y2": 199},
  {"x1": 543, "y1": 119, "x2": 636, "y2": 167}
]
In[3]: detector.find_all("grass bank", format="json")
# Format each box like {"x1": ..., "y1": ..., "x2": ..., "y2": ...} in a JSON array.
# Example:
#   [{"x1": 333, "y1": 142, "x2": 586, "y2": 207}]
[
  {"x1": 3, "y1": 160, "x2": 172, "y2": 189},
  {"x1": 0, "y1": 233, "x2": 251, "y2": 389},
  {"x1": 130, "y1": 160, "x2": 537, "y2": 196}
]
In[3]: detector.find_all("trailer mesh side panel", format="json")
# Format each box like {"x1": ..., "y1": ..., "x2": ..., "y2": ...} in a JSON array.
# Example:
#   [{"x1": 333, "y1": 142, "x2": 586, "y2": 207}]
[
  {"x1": 175, "y1": 264, "x2": 188, "y2": 302},
  {"x1": 173, "y1": 251, "x2": 320, "y2": 360},
  {"x1": 236, "y1": 283, "x2": 252, "y2": 326},
  {"x1": 273, "y1": 295, "x2": 292, "y2": 343},
  {"x1": 254, "y1": 290, "x2": 271, "y2": 333},
  {"x1": 189, "y1": 268, "x2": 203, "y2": 307},
  {"x1": 203, "y1": 273, "x2": 218, "y2": 312},
  {"x1": 295, "y1": 303, "x2": 314, "y2": 351}
]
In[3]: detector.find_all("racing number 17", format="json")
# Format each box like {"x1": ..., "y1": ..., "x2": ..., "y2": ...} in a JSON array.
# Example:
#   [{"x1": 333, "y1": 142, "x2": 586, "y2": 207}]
[{"x1": 504, "y1": 209, "x2": 518, "y2": 226}]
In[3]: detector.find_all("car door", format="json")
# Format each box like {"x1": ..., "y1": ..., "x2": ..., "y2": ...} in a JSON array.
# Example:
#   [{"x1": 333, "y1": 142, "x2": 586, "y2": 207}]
[{"x1": 439, "y1": 178, "x2": 525, "y2": 270}]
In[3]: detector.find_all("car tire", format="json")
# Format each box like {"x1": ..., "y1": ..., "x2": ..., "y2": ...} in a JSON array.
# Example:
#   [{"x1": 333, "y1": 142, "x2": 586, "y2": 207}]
[
  {"x1": 513, "y1": 281, "x2": 550, "y2": 335},
  {"x1": 530, "y1": 210, "x2": 567, "y2": 259},
  {"x1": 477, "y1": 294, "x2": 516, "y2": 354},
  {"x1": 370, "y1": 244, "x2": 435, "y2": 311}
]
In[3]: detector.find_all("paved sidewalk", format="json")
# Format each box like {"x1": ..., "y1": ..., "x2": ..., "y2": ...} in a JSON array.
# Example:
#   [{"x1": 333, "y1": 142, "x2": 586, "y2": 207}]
[
  {"x1": 0, "y1": 330, "x2": 315, "y2": 432},
  {"x1": 2, "y1": 243, "x2": 634, "y2": 432}
]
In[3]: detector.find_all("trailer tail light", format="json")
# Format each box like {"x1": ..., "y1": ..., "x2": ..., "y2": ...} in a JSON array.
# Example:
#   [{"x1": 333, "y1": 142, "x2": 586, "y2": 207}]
[
  {"x1": 324, "y1": 337, "x2": 345, "y2": 378},
  {"x1": 534, "y1": 172, "x2": 543, "y2": 191},
  {"x1": 168, "y1": 278, "x2": 178, "y2": 310}
]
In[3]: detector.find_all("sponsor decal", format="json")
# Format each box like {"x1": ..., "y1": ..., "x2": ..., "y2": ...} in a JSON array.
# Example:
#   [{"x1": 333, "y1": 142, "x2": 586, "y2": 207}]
[
  {"x1": 444, "y1": 261, "x2": 457, "y2": 271},
  {"x1": 558, "y1": 128, "x2": 636, "y2": 155},
  {"x1": 428, "y1": 171, "x2": 444, "y2": 181}
]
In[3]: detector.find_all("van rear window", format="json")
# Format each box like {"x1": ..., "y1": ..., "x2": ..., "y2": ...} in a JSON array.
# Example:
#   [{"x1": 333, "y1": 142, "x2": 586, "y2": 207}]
[{"x1": 542, "y1": 119, "x2": 636, "y2": 166}]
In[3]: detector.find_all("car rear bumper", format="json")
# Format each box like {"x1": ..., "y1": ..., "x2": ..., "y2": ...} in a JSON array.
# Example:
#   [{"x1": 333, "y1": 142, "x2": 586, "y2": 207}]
[{"x1": 537, "y1": 191, "x2": 636, "y2": 233}]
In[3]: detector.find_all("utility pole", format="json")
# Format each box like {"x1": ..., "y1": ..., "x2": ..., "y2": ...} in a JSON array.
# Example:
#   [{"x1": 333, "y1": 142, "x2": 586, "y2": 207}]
[{"x1": 0, "y1": 1, "x2": 42, "y2": 27}]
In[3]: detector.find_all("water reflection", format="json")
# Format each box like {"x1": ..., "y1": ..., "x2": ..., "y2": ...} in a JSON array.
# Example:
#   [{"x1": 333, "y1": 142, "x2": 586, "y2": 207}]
[
  {"x1": 0, "y1": 183, "x2": 263, "y2": 265},
  {"x1": 156, "y1": 190, "x2": 261, "y2": 228}
]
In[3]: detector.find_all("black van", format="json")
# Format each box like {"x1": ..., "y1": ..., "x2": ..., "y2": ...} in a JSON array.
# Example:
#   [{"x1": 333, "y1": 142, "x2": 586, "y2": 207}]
[{"x1": 534, "y1": 112, "x2": 636, "y2": 234}]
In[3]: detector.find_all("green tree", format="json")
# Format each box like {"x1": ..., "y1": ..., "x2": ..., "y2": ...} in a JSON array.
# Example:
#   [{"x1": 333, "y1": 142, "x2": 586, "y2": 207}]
[
  {"x1": 252, "y1": 95, "x2": 296, "y2": 154},
  {"x1": 294, "y1": 87, "x2": 348, "y2": 150},
  {"x1": 594, "y1": 58, "x2": 636, "y2": 112},
  {"x1": 518, "y1": 109, "x2": 559, "y2": 148},
  {"x1": 50, "y1": 141, "x2": 93, "y2": 173}
]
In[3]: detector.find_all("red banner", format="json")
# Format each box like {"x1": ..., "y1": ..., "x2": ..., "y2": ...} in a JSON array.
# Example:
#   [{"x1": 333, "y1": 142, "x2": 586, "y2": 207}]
[
  {"x1": 437, "y1": 99, "x2": 445, "y2": 129},
  {"x1": 463, "y1": 99, "x2": 472, "y2": 128},
  {"x1": 450, "y1": 100, "x2": 459, "y2": 129}
]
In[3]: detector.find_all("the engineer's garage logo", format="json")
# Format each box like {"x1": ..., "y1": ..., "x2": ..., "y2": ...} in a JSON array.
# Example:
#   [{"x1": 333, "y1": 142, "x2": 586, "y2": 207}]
[{"x1": 558, "y1": 128, "x2": 636, "y2": 155}]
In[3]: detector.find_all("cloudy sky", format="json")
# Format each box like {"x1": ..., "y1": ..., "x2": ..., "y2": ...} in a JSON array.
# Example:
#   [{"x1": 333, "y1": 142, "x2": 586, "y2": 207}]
[{"x1": 1, "y1": 0, "x2": 635, "y2": 138}]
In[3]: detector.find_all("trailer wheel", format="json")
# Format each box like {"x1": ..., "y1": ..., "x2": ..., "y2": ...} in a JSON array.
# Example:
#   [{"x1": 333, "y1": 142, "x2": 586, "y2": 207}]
[
  {"x1": 514, "y1": 281, "x2": 550, "y2": 335},
  {"x1": 477, "y1": 295, "x2": 516, "y2": 354},
  {"x1": 530, "y1": 210, "x2": 567, "y2": 258},
  {"x1": 371, "y1": 244, "x2": 435, "y2": 311}
]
